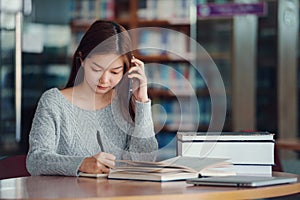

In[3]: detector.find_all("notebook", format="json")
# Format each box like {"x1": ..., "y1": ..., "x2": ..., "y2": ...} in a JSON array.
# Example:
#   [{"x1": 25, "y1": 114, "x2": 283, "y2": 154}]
[{"x1": 186, "y1": 175, "x2": 298, "y2": 187}]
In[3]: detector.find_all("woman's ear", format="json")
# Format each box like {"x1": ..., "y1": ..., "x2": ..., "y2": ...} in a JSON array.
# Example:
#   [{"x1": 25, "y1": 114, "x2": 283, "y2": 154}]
[{"x1": 78, "y1": 51, "x2": 84, "y2": 66}]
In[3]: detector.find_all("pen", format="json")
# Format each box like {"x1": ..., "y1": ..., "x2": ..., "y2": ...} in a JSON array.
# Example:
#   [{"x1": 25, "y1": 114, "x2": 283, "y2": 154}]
[{"x1": 96, "y1": 130, "x2": 105, "y2": 152}]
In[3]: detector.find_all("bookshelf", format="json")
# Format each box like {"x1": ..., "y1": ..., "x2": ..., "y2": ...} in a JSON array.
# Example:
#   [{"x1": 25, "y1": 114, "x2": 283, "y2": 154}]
[
  {"x1": 69, "y1": 0, "x2": 299, "y2": 141},
  {"x1": 256, "y1": 0, "x2": 299, "y2": 140},
  {"x1": 196, "y1": 18, "x2": 232, "y2": 131},
  {"x1": 256, "y1": 0, "x2": 278, "y2": 134},
  {"x1": 69, "y1": 0, "x2": 204, "y2": 134},
  {"x1": 196, "y1": 0, "x2": 299, "y2": 141},
  {"x1": 20, "y1": 23, "x2": 71, "y2": 153}
]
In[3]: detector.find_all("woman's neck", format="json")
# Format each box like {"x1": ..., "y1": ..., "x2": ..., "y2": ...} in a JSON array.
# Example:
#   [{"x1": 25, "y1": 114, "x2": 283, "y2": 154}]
[{"x1": 71, "y1": 84, "x2": 113, "y2": 110}]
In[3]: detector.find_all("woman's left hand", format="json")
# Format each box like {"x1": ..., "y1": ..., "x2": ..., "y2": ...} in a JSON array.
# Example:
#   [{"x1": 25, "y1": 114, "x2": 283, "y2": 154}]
[{"x1": 128, "y1": 57, "x2": 149, "y2": 103}]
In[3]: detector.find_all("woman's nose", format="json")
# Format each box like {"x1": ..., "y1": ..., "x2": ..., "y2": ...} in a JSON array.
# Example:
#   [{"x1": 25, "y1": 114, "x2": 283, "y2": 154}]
[{"x1": 99, "y1": 71, "x2": 110, "y2": 84}]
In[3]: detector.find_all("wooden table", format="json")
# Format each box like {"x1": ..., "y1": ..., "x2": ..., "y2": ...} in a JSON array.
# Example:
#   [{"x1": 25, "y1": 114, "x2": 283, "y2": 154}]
[{"x1": 0, "y1": 172, "x2": 299, "y2": 199}]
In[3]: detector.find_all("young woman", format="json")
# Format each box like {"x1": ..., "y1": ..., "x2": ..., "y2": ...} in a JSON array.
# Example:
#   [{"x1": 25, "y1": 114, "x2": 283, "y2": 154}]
[{"x1": 26, "y1": 20, "x2": 158, "y2": 176}]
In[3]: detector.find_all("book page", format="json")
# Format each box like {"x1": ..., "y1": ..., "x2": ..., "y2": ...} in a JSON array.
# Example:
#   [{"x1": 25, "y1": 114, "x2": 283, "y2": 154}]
[
  {"x1": 161, "y1": 156, "x2": 230, "y2": 172},
  {"x1": 112, "y1": 167, "x2": 187, "y2": 173},
  {"x1": 115, "y1": 156, "x2": 230, "y2": 173}
]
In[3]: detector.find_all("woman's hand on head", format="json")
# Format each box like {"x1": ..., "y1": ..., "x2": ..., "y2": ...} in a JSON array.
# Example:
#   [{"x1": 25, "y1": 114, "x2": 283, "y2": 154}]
[
  {"x1": 79, "y1": 152, "x2": 116, "y2": 174},
  {"x1": 128, "y1": 57, "x2": 149, "y2": 103}
]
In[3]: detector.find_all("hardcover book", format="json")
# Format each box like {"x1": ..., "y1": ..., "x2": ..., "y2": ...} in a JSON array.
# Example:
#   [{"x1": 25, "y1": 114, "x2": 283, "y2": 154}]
[{"x1": 177, "y1": 132, "x2": 275, "y2": 175}]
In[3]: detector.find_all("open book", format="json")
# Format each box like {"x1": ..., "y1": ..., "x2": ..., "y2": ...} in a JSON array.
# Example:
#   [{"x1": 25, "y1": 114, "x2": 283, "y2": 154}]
[{"x1": 107, "y1": 156, "x2": 235, "y2": 182}]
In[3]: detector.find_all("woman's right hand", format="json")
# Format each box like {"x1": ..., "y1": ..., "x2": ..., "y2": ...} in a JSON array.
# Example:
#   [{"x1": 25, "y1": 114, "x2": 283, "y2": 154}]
[{"x1": 79, "y1": 152, "x2": 116, "y2": 174}]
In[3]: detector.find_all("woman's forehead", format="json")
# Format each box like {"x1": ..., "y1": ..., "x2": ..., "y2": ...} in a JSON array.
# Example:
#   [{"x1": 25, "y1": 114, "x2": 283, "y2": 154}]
[{"x1": 88, "y1": 53, "x2": 124, "y2": 68}]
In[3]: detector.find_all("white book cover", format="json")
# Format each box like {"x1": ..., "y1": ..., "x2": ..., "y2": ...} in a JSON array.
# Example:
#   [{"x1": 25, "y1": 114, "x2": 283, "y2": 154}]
[
  {"x1": 177, "y1": 132, "x2": 275, "y2": 165},
  {"x1": 177, "y1": 141, "x2": 274, "y2": 165},
  {"x1": 177, "y1": 131, "x2": 275, "y2": 141},
  {"x1": 233, "y1": 165, "x2": 272, "y2": 176}
]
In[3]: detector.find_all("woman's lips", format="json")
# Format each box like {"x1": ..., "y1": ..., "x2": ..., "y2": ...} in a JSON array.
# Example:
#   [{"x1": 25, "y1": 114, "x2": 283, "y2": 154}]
[{"x1": 97, "y1": 85, "x2": 108, "y2": 90}]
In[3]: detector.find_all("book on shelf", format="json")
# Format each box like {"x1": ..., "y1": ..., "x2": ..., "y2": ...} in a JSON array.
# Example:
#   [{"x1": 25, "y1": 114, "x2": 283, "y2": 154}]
[
  {"x1": 137, "y1": 0, "x2": 190, "y2": 21},
  {"x1": 107, "y1": 156, "x2": 235, "y2": 182},
  {"x1": 69, "y1": 0, "x2": 115, "y2": 20},
  {"x1": 137, "y1": 29, "x2": 188, "y2": 57},
  {"x1": 177, "y1": 132, "x2": 275, "y2": 175}
]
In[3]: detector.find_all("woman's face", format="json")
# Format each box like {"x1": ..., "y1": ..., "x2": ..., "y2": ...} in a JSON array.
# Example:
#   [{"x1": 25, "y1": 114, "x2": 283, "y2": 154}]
[{"x1": 83, "y1": 53, "x2": 124, "y2": 94}]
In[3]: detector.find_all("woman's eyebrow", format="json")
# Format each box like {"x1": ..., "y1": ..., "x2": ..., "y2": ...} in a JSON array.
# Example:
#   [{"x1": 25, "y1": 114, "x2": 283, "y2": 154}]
[
  {"x1": 91, "y1": 61, "x2": 122, "y2": 70},
  {"x1": 91, "y1": 61, "x2": 104, "y2": 69},
  {"x1": 112, "y1": 65, "x2": 123, "y2": 70}
]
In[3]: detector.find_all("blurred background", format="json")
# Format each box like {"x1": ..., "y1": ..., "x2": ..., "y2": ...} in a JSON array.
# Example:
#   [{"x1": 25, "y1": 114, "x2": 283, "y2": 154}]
[{"x1": 0, "y1": 0, "x2": 299, "y2": 174}]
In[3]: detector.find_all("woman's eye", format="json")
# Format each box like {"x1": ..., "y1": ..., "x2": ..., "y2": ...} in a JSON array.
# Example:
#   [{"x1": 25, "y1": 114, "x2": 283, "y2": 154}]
[{"x1": 92, "y1": 68, "x2": 102, "y2": 72}]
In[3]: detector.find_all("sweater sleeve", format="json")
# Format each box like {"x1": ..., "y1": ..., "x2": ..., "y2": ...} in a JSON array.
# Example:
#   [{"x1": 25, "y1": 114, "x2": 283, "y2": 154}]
[
  {"x1": 26, "y1": 91, "x2": 85, "y2": 176},
  {"x1": 123, "y1": 100, "x2": 158, "y2": 162}
]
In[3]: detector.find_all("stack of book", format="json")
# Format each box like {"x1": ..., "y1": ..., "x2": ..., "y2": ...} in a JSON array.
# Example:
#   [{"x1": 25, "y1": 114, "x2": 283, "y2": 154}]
[{"x1": 177, "y1": 132, "x2": 275, "y2": 176}]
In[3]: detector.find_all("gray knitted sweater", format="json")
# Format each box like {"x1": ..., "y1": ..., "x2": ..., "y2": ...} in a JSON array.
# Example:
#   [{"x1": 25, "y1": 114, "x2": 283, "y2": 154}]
[{"x1": 26, "y1": 88, "x2": 158, "y2": 176}]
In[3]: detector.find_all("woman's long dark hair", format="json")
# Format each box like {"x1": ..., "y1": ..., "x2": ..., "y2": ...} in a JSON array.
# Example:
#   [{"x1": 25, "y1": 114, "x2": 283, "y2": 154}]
[{"x1": 65, "y1": 20, "x2": 135, "y2": 122}]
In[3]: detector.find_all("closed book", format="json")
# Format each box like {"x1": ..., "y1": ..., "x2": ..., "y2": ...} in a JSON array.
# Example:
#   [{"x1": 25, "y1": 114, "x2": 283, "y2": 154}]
[
  {"x1": 233, "y1": 164, "x2": 272, "y2": 176},
  {"x1": 177, "y1": 132, "x2": 275, "y2": 165},
  {"x1": 108, "y1": 156, "x2": 235, "y2": 182},
  {"x1": 177, "y1": 131, "x2": 274, "y2": 141}
]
